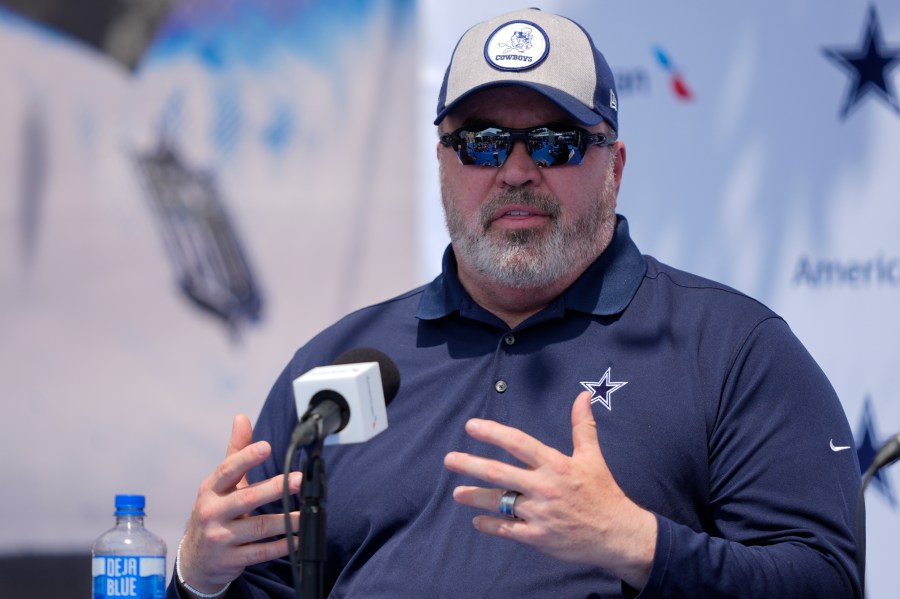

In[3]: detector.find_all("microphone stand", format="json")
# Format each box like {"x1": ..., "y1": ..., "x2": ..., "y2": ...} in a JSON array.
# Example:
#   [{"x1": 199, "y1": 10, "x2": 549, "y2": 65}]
[
  {"x1": 300, "y1": 437, "x2": 327, "y2": 599},
  {"x1": 855, "y1": 432, "x2": 900, "y2": 597}
]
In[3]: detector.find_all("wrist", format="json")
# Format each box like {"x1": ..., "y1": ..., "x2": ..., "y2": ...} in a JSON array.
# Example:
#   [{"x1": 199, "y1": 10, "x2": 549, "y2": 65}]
[
  {"x1": 176, "y1": 537, "x2": 231, "y2": 598},
  {"x1": 613, "y1": 508, "x2": 658, "y2": 590}
]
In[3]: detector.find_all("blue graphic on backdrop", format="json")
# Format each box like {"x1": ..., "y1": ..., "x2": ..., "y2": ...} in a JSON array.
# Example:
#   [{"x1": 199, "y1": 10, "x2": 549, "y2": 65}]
[
  {"x1": 857, "y1": 397, "x2": 896, "y2": 508},
  {"x1": 793, "y1": 253, "x2": 900, "y2": 288},
  {"x1": 4, "y1": 0, "x2": 412, "y2": 336},
  {"x1": 823, "y1": 4, "x2": 900, "y2": 119},
  {"x1": 128, "y1": 0, "x2": 413, "y2": 335},
  {"x1": 652, "y1": 45, "x2": 693, "y2": 101},
  {"x1": 212, "y1": 81, "x2": 242, "y2": 158},
  {"x1": 140, "y1": 0, "x2": 412, "y2": 160},
  {"x1": 612, "y1": 67, "x2": 650, "y2": 96},
  {"x1": 263, "y1": 102, "x2": 294, "y2": 153},
  {"x1": 145, "y1": 0, "x2": 381, "y2": 69}
]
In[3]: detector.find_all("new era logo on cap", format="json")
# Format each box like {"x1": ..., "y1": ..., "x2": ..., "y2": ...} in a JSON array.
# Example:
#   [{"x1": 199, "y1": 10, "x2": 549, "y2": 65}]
[{"x1": 435, "y1": 8, "x2": 619, "y2": 132}]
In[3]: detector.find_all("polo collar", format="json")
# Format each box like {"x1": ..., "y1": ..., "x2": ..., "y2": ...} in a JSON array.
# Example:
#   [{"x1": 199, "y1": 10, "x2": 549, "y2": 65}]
[{"x1": 416, "y1": 215, "x2": 647, "y2": 321}]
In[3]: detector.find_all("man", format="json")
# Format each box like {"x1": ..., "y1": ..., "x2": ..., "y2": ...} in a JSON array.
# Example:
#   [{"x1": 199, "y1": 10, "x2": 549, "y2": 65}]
[{"x1": 169, "y1": 8, "x2": 862, "y2": 598}]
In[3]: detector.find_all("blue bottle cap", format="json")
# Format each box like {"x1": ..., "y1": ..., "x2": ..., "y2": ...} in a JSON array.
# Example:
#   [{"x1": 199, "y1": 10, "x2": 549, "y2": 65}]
[{"x1": 114, "y1": 494, "x2": 146, "y2": 515}]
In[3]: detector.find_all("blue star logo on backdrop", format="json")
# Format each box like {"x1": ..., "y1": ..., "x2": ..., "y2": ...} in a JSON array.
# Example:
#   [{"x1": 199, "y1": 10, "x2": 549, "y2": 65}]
[
  {"x1": 856, "y1": 396, "x2": 897, "y2": 508},
  {"x1": 580, "y1": 368, "x2": 628, "y2": 411},
  {"x1": 823, "y1": 5, "x2": 900, "y2": 119}
]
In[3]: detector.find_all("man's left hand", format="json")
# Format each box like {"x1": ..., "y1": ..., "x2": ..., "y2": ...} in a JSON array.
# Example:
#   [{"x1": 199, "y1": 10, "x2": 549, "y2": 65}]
[{"x1": 443, "y1": 390, "x2": 657, "y2": 590}]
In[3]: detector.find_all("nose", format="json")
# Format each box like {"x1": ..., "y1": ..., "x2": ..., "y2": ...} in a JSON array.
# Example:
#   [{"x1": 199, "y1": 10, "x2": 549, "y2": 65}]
[{"x1": 497, "y1": 139, "x2": 542, "y2": 188}]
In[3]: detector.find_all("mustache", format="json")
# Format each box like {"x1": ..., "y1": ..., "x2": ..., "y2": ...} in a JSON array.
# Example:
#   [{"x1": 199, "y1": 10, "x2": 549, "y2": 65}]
[{"x1": 478, "y1": 188, "x2": 561, "y2": 228}]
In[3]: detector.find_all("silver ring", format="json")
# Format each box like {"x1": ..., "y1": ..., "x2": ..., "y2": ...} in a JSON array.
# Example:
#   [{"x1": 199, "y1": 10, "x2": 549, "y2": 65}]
[{"x1": 498, "y1": 490, "x2": 521, "y2": 519}]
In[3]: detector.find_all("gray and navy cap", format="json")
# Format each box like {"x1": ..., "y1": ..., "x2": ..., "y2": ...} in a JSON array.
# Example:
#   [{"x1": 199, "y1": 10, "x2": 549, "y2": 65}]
[{"x1": 434, "y1": 8, "x2": 618, "y2": 131}]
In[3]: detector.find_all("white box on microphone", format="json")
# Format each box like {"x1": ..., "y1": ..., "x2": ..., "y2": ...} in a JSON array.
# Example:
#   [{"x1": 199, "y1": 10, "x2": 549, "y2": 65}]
[{"x1": 292, "y1": 361, "x2": 389, "y2": 445}]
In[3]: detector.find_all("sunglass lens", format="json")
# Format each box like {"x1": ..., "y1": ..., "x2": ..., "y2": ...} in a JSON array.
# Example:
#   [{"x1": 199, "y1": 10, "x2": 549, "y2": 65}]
[
  {"x1": 458, "y1": 128, "x2": 509, "y2": 166},
  {"x1": 460, "y1": 145, "x2": 505, "y2": 166},
  {"x1": 453, "y1": 127, "x2": 587, "y2": 167}
]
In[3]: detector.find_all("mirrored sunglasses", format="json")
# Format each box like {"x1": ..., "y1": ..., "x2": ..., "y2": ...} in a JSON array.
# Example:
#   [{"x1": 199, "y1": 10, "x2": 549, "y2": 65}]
[{"x1": 439, "y1": 124, "x2": 616, "y2": 168}]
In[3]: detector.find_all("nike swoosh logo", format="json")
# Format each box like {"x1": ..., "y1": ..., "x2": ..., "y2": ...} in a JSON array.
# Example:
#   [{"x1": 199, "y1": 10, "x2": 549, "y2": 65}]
[{"x1": 830, "y1": 439, "x2": 852, "y2": 452}]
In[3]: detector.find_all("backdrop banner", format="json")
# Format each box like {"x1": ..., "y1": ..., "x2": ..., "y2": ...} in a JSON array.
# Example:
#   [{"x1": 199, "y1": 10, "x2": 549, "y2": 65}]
[
  {"x1": 0, "y1": 0, "x2": 417, "y2": 574},
  {"x1": 1, "y1": 1, "x2": 898, "y2": 597},
  {"x1": 417, "y1": 1, "x2": 899, "y2": 596}
]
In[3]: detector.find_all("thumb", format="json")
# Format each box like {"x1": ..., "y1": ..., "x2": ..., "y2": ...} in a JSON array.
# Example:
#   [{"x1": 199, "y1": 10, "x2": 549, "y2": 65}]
[
  {"x1": 226, "y1": 413, "x2": 254, "y2": 458},
  {"x1": 571, "y1": 391, "x2": 602, "y2": 458}
]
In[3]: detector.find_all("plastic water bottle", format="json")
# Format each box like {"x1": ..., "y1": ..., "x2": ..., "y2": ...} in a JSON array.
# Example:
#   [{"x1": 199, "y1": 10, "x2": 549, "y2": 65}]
[{"x1": 92, "y1": 494, "x2": 167, "y2": 598}]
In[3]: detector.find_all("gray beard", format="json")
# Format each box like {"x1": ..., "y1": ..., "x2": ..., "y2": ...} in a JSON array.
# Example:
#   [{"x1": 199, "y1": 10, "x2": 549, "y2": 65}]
[{"x1": 442, "y1": 161, "x2": 618, "y2": 289}]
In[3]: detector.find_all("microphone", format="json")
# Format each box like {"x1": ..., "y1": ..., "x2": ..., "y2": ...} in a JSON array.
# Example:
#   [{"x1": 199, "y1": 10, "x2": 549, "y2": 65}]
[
  {"x1": 290, "y1": 348, "x2": 400, "y2": 447},
  {"x1": 282, "y1": 349, "x2": 399, "y2": 599},
  {"x1": 868, "y1": 432, "x2": 900, "y2": 475}
]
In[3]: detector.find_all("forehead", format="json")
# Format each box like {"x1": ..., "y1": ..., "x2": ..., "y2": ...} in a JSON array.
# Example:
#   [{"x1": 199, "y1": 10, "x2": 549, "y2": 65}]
[{"x1": 442, "y1": 86, "x2": 573, "y2": 130}]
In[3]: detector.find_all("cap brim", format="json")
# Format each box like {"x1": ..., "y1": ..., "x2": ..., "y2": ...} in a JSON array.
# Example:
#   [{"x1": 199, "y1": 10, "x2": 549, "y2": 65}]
[{"x1": 434, "y1": 81, "x2": 605, "y2": 127}]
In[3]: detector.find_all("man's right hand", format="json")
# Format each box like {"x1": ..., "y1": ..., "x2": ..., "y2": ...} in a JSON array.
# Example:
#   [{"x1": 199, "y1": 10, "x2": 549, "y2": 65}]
[{"x1": 177, "y1": 414, "x2": 302, "y2": 595}]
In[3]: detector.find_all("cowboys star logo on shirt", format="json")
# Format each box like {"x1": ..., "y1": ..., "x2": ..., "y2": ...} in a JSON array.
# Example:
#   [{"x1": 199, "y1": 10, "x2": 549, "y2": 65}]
[{"x1": 580, "y1": 368, "x2": 627, "y2": 411}]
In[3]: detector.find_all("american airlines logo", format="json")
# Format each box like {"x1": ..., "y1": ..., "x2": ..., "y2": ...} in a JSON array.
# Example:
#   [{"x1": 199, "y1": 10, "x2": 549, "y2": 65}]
[{"x1": 793, "y1": 254, "x2": 900, "y2": 288}]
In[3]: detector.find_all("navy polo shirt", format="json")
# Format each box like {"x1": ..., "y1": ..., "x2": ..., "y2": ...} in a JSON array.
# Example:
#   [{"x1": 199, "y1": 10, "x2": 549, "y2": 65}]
[{"x1": 193, "y1": 216, "x2": 860, "y2": 599}]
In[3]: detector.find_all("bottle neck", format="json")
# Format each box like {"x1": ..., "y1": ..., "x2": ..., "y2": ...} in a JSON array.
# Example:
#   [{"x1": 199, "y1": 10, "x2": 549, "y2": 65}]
[{"x1": 115, "y1": 514, "x2": 145, "y2": 527}]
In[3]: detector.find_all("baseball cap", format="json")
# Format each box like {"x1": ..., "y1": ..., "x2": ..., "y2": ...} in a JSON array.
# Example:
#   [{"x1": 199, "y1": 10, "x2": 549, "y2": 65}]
[{"x1": 434, "y1": 8, "x2": 618, "y2": 132}]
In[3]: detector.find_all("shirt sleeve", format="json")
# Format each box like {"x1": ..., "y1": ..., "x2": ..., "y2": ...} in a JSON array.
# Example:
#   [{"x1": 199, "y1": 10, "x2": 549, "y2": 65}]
[{"x1": 634, "y1": 317, "x2": 862, "y2": 598}]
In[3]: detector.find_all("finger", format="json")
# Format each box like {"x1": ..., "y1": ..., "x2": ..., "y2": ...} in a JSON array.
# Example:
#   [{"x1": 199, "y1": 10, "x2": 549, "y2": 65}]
[
  {"x1": 209, "y1": 440, "x2": 273, "y2": 495},
  {"x1": 233, "y1": 533, "x2": 303, "y2": 567},
  {"x1": 227, "y1": 510, "x2": 301, "y2": 546},
  {"x1": 211, "y1": 414, "x2": 258, "y2": 494},
  {"x1": 221, "y1": 471, "x2": 302, "y2": 522},
  {"x1": 471, "y1": 514, "x2": 531, "y2": 543},
  {"x1": 463, "y1": 418, "x2": 561, "y2": 468},
  {"x1": 452, "y1": 485, "x2": 513, "y2": 514},
  {"x1": 226, "y1": 414, "x2": 254, "y2": 458},
  {"x1": 444, "y1": 451, "x2": 531, "y2": 492},
  {"x1": 571, "y1": 391, "x2": 602, "y2": 459},
  {"x1": 197, "y1": 531, "x2": 303, "y2": 579}
]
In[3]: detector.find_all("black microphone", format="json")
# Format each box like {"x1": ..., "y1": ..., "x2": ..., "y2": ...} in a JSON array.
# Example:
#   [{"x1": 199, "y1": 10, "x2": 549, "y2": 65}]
[
  {"x1": 284, "y1": 348, "x2": 400, "y2": 599},
  {"x1": 290, "y1": 348, "x2": 400, "y2": 447},
  {"x1": 868, "y1": 432, "x2": 900, "y2": 474}
]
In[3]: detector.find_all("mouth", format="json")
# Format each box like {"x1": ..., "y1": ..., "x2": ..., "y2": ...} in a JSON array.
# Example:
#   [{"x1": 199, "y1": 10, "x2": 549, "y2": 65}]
[
  {"x1": 487, "y1": 204, "x2": 554, "y2": 230},
  {"x1": 479, "y1": 189, "x2": 560, "y2": 232},
  {"x1": 500, "y1": 208, "x2": 546, "y2": 218}
]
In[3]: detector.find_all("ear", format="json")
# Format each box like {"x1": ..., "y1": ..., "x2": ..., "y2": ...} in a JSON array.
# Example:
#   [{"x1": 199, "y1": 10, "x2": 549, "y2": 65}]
[
  {"x1": 608, "y1": 141, "x2": 626, "y2": 199},
  {"x1": 612, "y1": 141, "x2": 626, "y2": 186}
]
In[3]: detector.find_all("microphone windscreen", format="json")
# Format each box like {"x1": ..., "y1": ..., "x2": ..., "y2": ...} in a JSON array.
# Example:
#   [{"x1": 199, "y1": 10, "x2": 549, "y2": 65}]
[{"x1": 332, "y1": 348, "x2": 401, "y2": 404}]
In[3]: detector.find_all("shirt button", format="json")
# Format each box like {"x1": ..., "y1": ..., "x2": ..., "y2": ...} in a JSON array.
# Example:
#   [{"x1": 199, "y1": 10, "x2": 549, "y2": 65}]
[
  {"x1": 504, "y1": 334, "x2": 515, "y2": 346},
  {"x1": 495, "y1": 380, "x2": 508, "y2": 393}
]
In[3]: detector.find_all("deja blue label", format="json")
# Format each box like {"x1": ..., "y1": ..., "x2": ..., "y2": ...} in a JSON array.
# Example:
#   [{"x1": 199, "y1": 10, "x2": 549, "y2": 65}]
[{"x1": 92, "y1": 556, "x2": 165, "y2": 598}]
